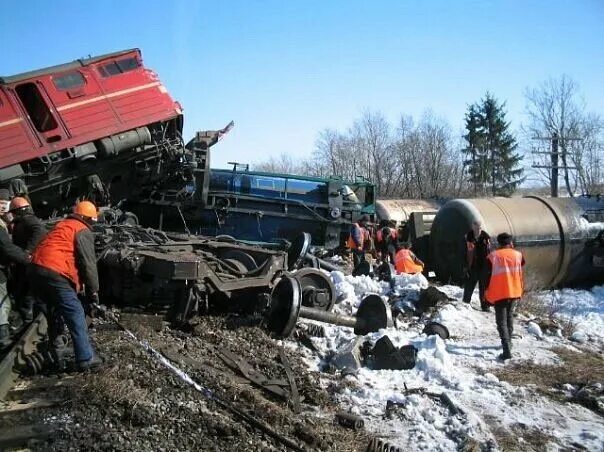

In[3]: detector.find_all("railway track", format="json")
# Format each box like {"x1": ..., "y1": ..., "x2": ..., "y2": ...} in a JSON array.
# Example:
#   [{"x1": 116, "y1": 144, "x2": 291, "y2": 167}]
[
  {"x1": 0, "y1": 314, "x2": 48, "y2": 399},
  {"x1": 0, "y1": 314, "x2": 64, "y2": 450}
]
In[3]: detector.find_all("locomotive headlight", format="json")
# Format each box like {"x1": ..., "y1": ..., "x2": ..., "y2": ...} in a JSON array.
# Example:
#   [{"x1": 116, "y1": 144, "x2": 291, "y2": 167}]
[{"x1": 330, "y1": 207, "x2": 341, "y2": 219}]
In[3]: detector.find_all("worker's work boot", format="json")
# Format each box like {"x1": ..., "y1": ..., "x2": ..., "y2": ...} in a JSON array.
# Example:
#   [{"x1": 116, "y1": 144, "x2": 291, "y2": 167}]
[
  {"x1": 77, "y1": 353, "x2": 104, "y2": 372},
  {"x1": 498, "y1": 341, "x2": 512, "y2": 361},
  {"x1": 0, "y1": 324, "x2": 11, "y2": 348}
]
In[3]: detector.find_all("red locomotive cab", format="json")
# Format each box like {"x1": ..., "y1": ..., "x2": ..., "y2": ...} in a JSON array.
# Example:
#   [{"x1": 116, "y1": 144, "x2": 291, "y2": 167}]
[{"x1": 0, "y1": 49, "x2": 184, "y2": 215}]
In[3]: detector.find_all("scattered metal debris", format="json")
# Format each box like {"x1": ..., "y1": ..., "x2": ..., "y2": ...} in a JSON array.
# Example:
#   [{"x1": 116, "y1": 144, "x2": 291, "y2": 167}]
[
  {"x1": 218, "y1": 348, "x2": 290, "y2": 400},
  {"x1": 301, "y1": 323, "x2": 326, "y2": 338},
  {"x1": 335, "y1": 411, "x2": 365, "y2": 430},
  {"x1": 331, "y1": 337, "x2": 365, "y2": 371},
  {"x1": 370, "y1": 336, "x2": 417, "y2": 371},
  {"x1": 279, "y1": 347, "x2": 301, "y2": 414},
  {"x1": 422, "y1": 321, "x2": 450, "y2": 340},
  {"x1": 416, "y1": 286, "x2": 450, "y2": 314},
  {"x1": 366, "y1": 437, "x2": 403, "y2": 452}
]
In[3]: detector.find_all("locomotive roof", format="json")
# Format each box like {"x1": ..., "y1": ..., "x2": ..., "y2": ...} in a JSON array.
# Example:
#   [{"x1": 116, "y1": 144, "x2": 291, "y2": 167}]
[{"x1": 0, "y1": 48, "x2": 140, "y2": 85}]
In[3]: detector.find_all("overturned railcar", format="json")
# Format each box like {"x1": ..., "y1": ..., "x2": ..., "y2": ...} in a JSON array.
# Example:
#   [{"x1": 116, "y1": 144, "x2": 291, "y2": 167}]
[
  {"x1": 430, "y1": 196, "x2": 604, "y2": 289},
  {"x1": 129, "y1": 130, "x2": 376, "y2": 249}
]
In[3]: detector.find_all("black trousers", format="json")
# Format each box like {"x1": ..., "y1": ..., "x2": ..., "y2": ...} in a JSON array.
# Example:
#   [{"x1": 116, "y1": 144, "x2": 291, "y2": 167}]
[
  {"x1": 463, "y1": 267, "x2": 488, "y2": 309},
  {"x1": 13, "y1": 264, "x2": 38, "y2": 322},
  {"x1": 352, "y1": 249, "x2": 364, "y2": 268},
  {"x1": 494, "y1": 299, "x2": 516, "y2": 347}
]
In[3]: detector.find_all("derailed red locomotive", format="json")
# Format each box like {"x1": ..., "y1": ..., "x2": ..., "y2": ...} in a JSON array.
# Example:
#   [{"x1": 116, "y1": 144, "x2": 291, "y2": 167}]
[{"x1": 0, "y1": 49, "x2": 183, "y2": 216}]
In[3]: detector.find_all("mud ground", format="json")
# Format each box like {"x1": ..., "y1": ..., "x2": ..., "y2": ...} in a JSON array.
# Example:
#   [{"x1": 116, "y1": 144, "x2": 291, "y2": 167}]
[{"x1": 6, "y1": 313, "x2": 371, "y2": 451}]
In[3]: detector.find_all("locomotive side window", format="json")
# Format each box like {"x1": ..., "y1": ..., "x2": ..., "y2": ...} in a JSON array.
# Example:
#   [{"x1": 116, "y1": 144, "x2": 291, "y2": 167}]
[
  {"x1": 53, "y1": 72, "x2": 86, "y2": 90},
  {"x1": 98, "y1": 57, "x2": 140, "y2": 77},
  {"x1": 116, "y1": 57, "x2": 139, "y2": 72},
  {"x1": 98, "y1": 62, "x2": 121, "y2": 77},
  {"x1": 15, "y1": 83, "x2": 58, "y2": 132}
]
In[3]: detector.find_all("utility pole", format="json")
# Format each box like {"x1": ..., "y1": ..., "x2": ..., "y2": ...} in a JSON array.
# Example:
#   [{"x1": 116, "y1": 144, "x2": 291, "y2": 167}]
[
  {"x1": 531, "y1": 133, "x2": 580, "y2": 197},
  {"x1": 551, "y1": 133, "x2": 559, "y2": 197}
]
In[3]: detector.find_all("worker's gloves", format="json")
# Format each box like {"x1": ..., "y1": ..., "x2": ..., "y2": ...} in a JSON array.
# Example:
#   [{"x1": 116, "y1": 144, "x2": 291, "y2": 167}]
[
  {"x1": 86, "y1": 292, "x2": 100, "y2": 319},
  {"x1": 88, "y1": 292, "x2": 100, "y2": 305}
]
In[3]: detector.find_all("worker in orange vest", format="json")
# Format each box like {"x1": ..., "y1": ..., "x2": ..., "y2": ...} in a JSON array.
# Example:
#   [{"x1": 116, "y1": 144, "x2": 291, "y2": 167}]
[
  {"x1": 394, "y1": 242, "x2": 424, "y2": 275},
  {"x1": 28, "y1": 201, "x2": 102, "y2": 371},
  {"x1": 347, "y1": 215, "x2": 369, "y2": 269},
  {"x1": 485, "y1": 233, "x2": 525, "y2": 361}
]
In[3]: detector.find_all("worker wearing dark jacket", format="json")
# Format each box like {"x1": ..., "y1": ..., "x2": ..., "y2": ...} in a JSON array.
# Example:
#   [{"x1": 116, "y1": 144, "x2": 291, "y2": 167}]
[
  {"x1": 28, "y1": 201, "x2": 101, "y2": 370},
  {"x1": 485, "y1": 233, "x2": 525, "y2": 360},
  {"x1": 463, "y1": 220, "x2": 491, "y2": 311},
  {"x1": 376, "y1": 223, "x2": 397, "y2": 263},
  {"x1": 0, "y1": 191, "x2": 31, "y2": 347},
  {"x1": 9, "y1": 197, "x2": 46, "y2": 325}
]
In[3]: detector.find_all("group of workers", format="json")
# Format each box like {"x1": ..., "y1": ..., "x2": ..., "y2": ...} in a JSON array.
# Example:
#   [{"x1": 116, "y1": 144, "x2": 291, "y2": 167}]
[
  {"x1": 348, "y1": 215, "x2": 425, "y2": 276},
  {"x1": 1, "y1": 202, "x2": 524, "y2": 369},
  {"x1": 348, "y1": 217, "x2": 525, "y2": 360},
  {"x1": 0, "y1": 194, "x2": 102, "y2": 371}
]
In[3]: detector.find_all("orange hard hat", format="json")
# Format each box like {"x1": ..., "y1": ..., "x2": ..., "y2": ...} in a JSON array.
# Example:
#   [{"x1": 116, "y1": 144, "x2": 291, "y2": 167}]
[
  {"x1": 9, "y1": 196, "x2": 30, "y2": 212},
  {"x1": 73, "y1": 200, "x2": 98, "y2": 220}
]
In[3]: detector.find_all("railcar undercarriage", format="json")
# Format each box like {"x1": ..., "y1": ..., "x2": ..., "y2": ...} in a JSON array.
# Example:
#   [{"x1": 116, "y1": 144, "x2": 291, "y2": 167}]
[{"x1": 93, "y1": 224, "x2": 342, "y2": 333}]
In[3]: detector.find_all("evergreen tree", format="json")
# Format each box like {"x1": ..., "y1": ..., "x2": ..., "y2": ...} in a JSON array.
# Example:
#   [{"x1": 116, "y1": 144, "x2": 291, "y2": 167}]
[
  {"x1": 462, "y1": 103, "x2": 487, "y2": 195},
  {"x1": 463, "y1": 93, "x2": 524, "y2": 196}
]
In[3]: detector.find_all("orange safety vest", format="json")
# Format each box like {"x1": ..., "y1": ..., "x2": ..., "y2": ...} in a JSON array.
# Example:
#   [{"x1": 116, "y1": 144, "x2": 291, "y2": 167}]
[
  {"x1": 485, "y1": 248, "x2": 524, "y2": 304},
  {"x1": 347, "y1": 223, "x2": 364, "y2": 249},
  {"x1": 376, "y1": 228, "x2": 397, "y2": 243},
  {"x1": 31, "y1": 218, "x2": 89, "y2": 290},
  {"x1": 394, "y1": 249, "x2": 424, "y2": 274}
]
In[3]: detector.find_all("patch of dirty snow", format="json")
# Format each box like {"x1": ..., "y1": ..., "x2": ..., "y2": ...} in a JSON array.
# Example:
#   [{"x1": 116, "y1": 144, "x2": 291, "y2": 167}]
[{"x1": 291, "y1": 275, "x2": 604, "y2": 451}]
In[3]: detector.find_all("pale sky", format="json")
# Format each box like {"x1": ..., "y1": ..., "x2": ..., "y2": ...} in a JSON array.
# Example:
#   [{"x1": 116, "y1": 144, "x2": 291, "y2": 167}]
[{"x1": 2, "y1": 0, "x2": 603, "y2": 169}]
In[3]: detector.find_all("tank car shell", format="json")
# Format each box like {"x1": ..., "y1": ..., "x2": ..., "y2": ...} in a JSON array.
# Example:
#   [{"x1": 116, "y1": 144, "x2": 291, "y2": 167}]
[
  {"x1": 430, "y1": 196, "x2": 604, "y2": 289},
  {"x1": 376, "y1": 199, "x2": 442, "y2": 224}
]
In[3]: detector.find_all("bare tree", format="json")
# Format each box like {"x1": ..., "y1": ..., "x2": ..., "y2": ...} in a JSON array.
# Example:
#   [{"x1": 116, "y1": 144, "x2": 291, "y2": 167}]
[
  {"x1": 253, "y1": 153, "x2": 307, "y2": 174},
  {"x1": 570, "y1": 113, "x2": 604, "y2": 194},
  {"x1": 313, "y1": 128, "x2": 353, "y2": 179},
  {"x1": 524, "y1": 75, "x2": 587, "y2": 196},
  {"x1": 255, "y1": 109, "x2": 467, "y2": 200}
]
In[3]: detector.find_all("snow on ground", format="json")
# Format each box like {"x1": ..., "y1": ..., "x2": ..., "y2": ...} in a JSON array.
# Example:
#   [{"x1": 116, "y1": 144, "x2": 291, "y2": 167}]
[
  {"x1": 288, "y1": 273, "x2": 604, "y2": 451},
  {"x1": 532, "y1": 285, "x2": 604, "y2": 346}
]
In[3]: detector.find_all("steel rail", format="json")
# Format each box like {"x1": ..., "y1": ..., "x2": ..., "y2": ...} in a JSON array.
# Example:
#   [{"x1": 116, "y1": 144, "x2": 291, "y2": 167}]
[{"x1": 0, "y1": 314, "x2": 48, "y2": 400}]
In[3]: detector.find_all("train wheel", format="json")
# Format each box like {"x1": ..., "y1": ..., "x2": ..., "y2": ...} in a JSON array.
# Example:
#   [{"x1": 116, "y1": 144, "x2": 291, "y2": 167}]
[{"x1": 293, "y1": 268, "x2": 336, "y2": 312}]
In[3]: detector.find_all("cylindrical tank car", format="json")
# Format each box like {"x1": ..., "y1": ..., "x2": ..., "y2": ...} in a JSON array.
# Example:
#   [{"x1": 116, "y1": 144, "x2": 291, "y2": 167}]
[{"x1": 430, "y1": 196, "x2": 604, "y2": 289}]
